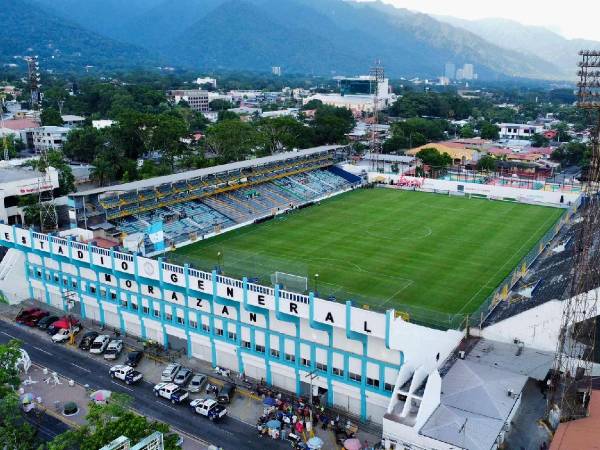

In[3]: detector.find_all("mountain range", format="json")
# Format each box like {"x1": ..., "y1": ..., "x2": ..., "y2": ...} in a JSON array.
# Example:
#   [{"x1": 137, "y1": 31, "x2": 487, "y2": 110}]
[{"x1": 2, "y1": 0, "x2": 596, "y2": 80}]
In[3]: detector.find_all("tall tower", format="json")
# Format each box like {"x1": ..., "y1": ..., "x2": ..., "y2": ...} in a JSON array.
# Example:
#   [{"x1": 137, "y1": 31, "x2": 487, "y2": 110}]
[
  {"x1": 547, "y1": 50, "x2": 600, "y2": 424},
  {"x1": 25, "y1": 56, "x2": 58, "y2": 232},
  {"x1": 369, "y1": 61, "x2": 385, "y2": 172}
]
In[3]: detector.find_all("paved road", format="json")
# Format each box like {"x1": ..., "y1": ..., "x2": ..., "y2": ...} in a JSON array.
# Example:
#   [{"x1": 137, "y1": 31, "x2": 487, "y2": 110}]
[
  {"x1": 0, "y1": 320, "x2": 288, "y2": 450},
  {"x1": 24, "y1": 411, "x2": 71, "y2": 443}
]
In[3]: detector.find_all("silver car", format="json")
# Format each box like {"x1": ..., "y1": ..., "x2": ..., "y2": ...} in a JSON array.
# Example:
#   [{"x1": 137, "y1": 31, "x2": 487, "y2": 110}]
[
  {"x1": 161, "y1": 363, "x2": 181, "y2": 382},
  {"x1": 188, "y1": 374, "x2": 207, "y2": 393},
  {"x1": 173, "y1": 367, "x2": 193, "y2": 386}
]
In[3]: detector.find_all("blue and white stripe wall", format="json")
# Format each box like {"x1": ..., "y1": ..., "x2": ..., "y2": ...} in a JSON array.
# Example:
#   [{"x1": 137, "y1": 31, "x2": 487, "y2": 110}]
[{"x1": 0, "y1": 224, "x2": 463, "y2": 424}]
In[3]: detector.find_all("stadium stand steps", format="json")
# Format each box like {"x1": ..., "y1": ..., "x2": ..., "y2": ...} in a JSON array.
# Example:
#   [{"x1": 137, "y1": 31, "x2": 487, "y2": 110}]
[{"x1": 327, "y1": 166, "x2": 362, "y2": 184}]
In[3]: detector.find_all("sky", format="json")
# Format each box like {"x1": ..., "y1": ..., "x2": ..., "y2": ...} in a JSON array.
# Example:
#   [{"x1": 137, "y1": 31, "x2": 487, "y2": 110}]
[{"x1": 370, "y1": 0, "x2": 600, "y2": 41}]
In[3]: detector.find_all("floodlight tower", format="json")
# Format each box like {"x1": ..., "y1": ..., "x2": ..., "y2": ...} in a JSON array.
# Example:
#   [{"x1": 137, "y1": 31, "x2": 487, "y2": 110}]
[
  {"x1": 370, "y1": 61, "x2": 385, "y2": 172},
  {"x1": 547, "y1": 50, "x2": 600, "y2": 423},
  {"x1": 24, "y1": 56, "x2": 58, "y2": 232}
]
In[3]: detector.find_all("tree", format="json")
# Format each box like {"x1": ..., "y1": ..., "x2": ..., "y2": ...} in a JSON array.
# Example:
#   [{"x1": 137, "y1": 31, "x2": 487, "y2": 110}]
[
  {"x1": 90, "y1": 153, "x2": 118, "y2": 186},
  {"x1": 554, "y1": 122, "x2": 572, "y2": 143},
  {"x1": 416, "y1": 148, "x2": 452, "y2": 173},
  {"x1": 477, "y1": 155, "x2": 497, "y2": 171},
  {"x1": 1, "y1": 134, "x2": 25, "y2": 159},
  {"x1": 217, "y1": 110, "x2": 240, "y2": 122},
  {"x1": 49, "y1": 393, "x2": 181, "y2": 450},
  {"x1": 18, "y1": 195, "x2": 41, "y2": 228},
  {"x1": 0, "y1": 340, "x2": 40, "y2": 450},
  {"x1": 256, "y1": 116, "x2": 312, "y2": 155},
  {"x1": 459, "y1": 125, "x2": 475, "y2": 139},
  {"x1": 479, "y1": 122, "x2": 500, "y2": 140},
  {"x1": 62, "y1": 127, "x2": 106, "y2": 163},
  {"x1": 209, "y1": 99, "x2": 233, "y2": 111},
  {"x1": 41, "y1": 107, "x2": 64, "y2": 126},
  {"x1": 204, "y1": 119, "x2": 260, "y2": 162},
  {"x1": 551, "y1": 142, "x2": 590, "y2": 167},
  {"x1": 531, "y1": 133, "x2": 550, "y2": 148}
]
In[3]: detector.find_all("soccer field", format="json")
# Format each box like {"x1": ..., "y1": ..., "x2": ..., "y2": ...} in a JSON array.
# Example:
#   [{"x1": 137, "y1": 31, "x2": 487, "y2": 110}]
[{"x1": 171, "y1": 188, "x2": 563, "y2": 319}]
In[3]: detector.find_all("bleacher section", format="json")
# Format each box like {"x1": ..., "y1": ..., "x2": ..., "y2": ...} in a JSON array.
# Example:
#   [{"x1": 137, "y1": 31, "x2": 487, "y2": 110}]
[
  {"x1": 482, "y1": 216, "x2": 583, "y2": 326},
  {"x1": 107, "y1": 168, "x2": 359, "y2": 253}
]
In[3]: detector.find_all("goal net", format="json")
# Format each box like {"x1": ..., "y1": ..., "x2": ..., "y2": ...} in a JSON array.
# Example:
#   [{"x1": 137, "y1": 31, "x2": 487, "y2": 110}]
[{"x1": 271, "y1": 271, "x2": 308, "y2": 293}]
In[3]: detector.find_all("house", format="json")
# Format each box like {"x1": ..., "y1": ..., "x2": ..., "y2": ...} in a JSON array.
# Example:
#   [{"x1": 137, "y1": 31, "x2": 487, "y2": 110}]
[
  {"x1": 499, "y1": 123, "x2": 544, "y2": 140},
  {"x1": 543, "y1": 130, "x2": 558, "y2": 140},
  {"x1": 31, "y1": 126, "x2": 70, "y2": 151},
  {"x1": 61, "y1": 115, "x2": 86, "y2": 128}
]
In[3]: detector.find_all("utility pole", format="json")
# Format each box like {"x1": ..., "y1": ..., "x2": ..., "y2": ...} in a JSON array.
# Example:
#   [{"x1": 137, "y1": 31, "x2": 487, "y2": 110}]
[{"x1": 369, "y1": 61, "x2": 385, "y2": 173}]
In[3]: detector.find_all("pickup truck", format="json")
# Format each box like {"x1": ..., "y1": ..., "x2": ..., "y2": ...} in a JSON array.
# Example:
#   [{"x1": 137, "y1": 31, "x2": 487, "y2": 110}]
[
  {"x1": 109, "y1": 365, "x2": 143, "y2": 385},
  {"x1": 190, "y1": 398, "x2": 228, "y2": 421},
  {"x1": 153, "y1": 382, "x2": 189, "y2": 404}
]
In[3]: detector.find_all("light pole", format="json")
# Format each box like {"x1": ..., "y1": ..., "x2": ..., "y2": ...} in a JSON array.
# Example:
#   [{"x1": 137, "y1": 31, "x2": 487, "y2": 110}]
[
  {"x1": 314, "y1": 273, "x2": 319, "y2": 296},
  {"x1": 217, "y1": 251, "x2": 223, "y2": 273}
]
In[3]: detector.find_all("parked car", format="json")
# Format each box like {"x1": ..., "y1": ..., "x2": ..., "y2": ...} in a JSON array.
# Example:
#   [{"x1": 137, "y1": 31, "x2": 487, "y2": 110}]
[
  {"x1": 190, "y1": 398, "x2": 227, "y2": 421},
  {"x1": 125, "y1": 351, "x2": 143, "y2": 367},
  {"x1": 109, "y1": 365, "x2": 143, "y2": 385},
  {"x1": 51, "y1": 324, "x2": 82, "y2": 343},
  {"x1": 188, "y1": 374, "x2": 207, "y2": 393},
  {"x1": 153, "y1": 382, "x2": 189, "y2": 404},
  {"x1": 173, "y1": 367, "x2": 192, "y2": 386},
  {"x1": 37, "y1": 315, "x2": 59, "y2": 330},
  {"x1": 16, "y1": 307, "x2": 42, "y2": 324},
  {"x1": 161, "y1": 363, "x2": 181, "y2": 382},
  {"x1": 47, "y1": 316, "x2": 80, "y2": 335},
  {"x1": 78, "y1": 331, "x2": 99, "y2": 350},
  {"x1": 89, "y1": 335, "x2": 111, "y2": 354},
  {"x1": 103, "y1": 340, "x2": 123, "y2": 360},
  {"x1": 22, "y1": 310, "x2": 49, "y2": 327},
  {"x1": 217, "y1": 383, "x2": 235, "y2": 404}
]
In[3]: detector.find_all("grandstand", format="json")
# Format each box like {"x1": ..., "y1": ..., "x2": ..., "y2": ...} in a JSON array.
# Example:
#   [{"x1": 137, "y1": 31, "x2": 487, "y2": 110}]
[{"x1": 68, "y1": 146, "x2": 361, "y2": 254}]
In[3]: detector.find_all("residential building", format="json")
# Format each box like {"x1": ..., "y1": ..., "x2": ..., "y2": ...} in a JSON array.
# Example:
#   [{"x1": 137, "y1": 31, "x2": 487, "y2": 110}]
[
  {"x1": 92, "y1": 119, "x2": 115, "y2": 130},
  {"x1": 167, "y1": 90, "x2": 209, "y2": 113},
  {"x1": 272, "y1": 66, "x2": 282, "y2": 76},
  {"x1": 499, "y1": 123, "x2": 544, "y2": 140},
  {"x1": 31, "y1": 126, "x2": 70, "y2": 151},
  {"x1": 61, "y1": 115, "x2": 86, "y2": 128},
  {"x1": 99, "y1": 432, "x2": 164, "y2": 450}
]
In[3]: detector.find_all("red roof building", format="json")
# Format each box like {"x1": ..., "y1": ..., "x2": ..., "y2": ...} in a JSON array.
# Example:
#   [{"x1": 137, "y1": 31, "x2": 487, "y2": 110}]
[{"x1": 550, "y1": 390, "x2": 600, "y2": 450}]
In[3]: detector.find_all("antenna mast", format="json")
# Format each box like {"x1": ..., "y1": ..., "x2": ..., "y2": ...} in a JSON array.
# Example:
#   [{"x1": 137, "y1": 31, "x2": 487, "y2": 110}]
[
  {"x1": 547, "y1": 50, "x2": 600, "y2": 424},
  {"x1": 370, "y1": 61, "x2": 384, "y2": 172}
]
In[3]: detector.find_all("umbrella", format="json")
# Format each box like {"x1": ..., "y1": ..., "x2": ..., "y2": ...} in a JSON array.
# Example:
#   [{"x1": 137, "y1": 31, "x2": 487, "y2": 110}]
[
  {"x1": 90, "y1": 390, "x2": 112, "y2": 403},
  {"x1": 307, "y1": 436, "x2": 324, "y2": 449},
  {"x1": 263, "y1": 397, "x2": 276, "y2": 406},
  {"x1": 343, "y1": 438, "x2": 362, "y2": 450},
  {"x1": 266, "y1": 419, "x2": 281, "y2": 429},
  {"x1": 21, "y1": 393, "x2": 34, "y2": 404}
]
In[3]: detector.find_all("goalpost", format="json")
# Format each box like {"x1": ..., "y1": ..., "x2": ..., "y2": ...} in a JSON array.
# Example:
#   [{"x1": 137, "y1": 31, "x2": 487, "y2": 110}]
[{"x1": 271, "y1": 271, "x2": 308, "y2": 293}]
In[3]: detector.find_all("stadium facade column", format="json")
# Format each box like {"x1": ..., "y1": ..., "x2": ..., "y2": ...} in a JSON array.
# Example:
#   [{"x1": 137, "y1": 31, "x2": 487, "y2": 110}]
[
  {"x1": 241, "y1": 277, "x2": 271, "y2": 375},
  {"x1": 209, "y1": 270, "x2": 219, "y2": 368},
  {"x1": 38, "y1": 241, "x2": 51, "y2": 306},
  {"x1": 134, "y1": 255, "x2": 146, "y2": 340},
  {"x1": 158, "y1": 257, "x2": 169, "y2": 348},
  {"x1": 183, "y1": 264, "x2": 192, "y2": 357},
  {"x1": 345, "y1": 301, "x2": 368, "y2": 421},
  {"x1": 22, "y1": 228, "x2": 34, "y2": 299},
  {"x1": 110, "y1": 248, "x2": 126, "y2": 334},
  {"x1": 274, "y1": 284, "x2": 301, "y2": 396},
  {"x1": 309, "y1": 292, "x2": 334, "y2": 406},
  {"x1": 212, "y1": 270, "x2": 241, "y2": 370},
  {"x1": 68, "y1": 237, "x2": 87, "y2": 320}
]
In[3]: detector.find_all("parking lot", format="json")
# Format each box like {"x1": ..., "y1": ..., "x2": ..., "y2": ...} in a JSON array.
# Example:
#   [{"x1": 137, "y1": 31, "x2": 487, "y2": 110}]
[{"x1": 3, "y1": 301, "x2": 381, "y2": 449}]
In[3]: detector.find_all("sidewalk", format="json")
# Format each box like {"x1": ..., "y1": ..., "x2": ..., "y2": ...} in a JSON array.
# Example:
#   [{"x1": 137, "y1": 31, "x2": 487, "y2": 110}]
[
  {"x1": 4, "y1": 299, "x2": 382, "y2": 449},
  {"x1": 18, "y1": 364, "x2": 209, "y2": 450}
]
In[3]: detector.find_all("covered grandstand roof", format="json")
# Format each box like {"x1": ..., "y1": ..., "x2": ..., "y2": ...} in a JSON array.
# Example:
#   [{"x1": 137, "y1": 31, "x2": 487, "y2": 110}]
[{"x1": 72, "y1": 146, "x2": 344, "y2": 197}]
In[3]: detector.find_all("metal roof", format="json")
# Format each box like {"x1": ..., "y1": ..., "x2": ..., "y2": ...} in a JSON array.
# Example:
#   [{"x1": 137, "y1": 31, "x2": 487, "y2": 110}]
[{"x1": 71, "y1": 146, "x2": 342, "y2": 197}]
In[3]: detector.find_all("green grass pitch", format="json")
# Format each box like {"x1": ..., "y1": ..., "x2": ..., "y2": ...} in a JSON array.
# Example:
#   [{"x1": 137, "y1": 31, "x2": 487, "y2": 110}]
[{"x1": 171, "y1": 188, "x2": 563, "y2": 318}]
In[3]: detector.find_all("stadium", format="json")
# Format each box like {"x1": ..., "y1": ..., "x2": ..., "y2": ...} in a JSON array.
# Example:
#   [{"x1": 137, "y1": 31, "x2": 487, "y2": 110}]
[{"x1": 0, "y1": 146, "x2": 584, "y2": 449}]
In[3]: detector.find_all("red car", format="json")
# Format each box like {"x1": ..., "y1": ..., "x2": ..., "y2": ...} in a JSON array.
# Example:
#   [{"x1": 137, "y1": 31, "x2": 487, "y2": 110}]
[
  {"x1": 47, "y1": 316, "x2": 81, "y2": 335},
  {"x1": 22, "y1": 310, "x2": 49, "y2": 327},
  {"x1": 16, "y1": 307, "x2": 43, "y2": 324}
]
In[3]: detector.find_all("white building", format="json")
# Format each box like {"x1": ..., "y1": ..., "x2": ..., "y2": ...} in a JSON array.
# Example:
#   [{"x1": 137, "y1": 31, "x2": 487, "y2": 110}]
[
  {"x1": 0, "y1": 165, "x2": 60, "y2": 224},
  {"x1": 31, "y1": 126, "x2": 70, "y2": 151},
  {"x1": 167, "y1": 90, "x2": 210, "y2": 113},
  {"x1": 303, "y1": 94, "x2": 392, "y2": 114},
  {"x1": 92, "y1": 119, "x2": 115, "y2": 130},
  {"x1": 61, "y1": 115, "x2": 86, "y2": 128},
  {"x1": 195, "y1": 77, "x2": 217, "y2": 89},
  {"x1": 499, "y1": 123, "x2": 544, "y2": 140}
]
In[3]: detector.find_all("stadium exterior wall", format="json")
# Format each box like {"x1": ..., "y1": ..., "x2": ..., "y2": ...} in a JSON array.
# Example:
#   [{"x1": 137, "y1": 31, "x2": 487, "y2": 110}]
[
  {"x1": 370, "y1": 173, "x2": 579, "y2": 207},
  {"x1": 0, "y1": 224, "x2": 463, "y2": 424}
]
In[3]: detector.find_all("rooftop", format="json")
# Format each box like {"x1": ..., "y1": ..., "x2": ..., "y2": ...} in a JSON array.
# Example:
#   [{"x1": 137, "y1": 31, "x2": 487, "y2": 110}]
[
  {"x1": 0, "y1": 166, "x2": 44, "y2": 184},
  {"x1": 550, "y1": 390, "x2": 600, "y2": 450},
  {"x1": 71, "y1": 146, "x2": 343, "y2": 197},
  {"x1": 0, "y1": 118, "x2": 39, "y2": 130}
]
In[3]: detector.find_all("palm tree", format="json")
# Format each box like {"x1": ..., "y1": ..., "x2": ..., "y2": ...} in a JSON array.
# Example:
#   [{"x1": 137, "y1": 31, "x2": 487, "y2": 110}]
[{"x1": 90, "y1": 156, "x2": 115, "y2": 187}]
